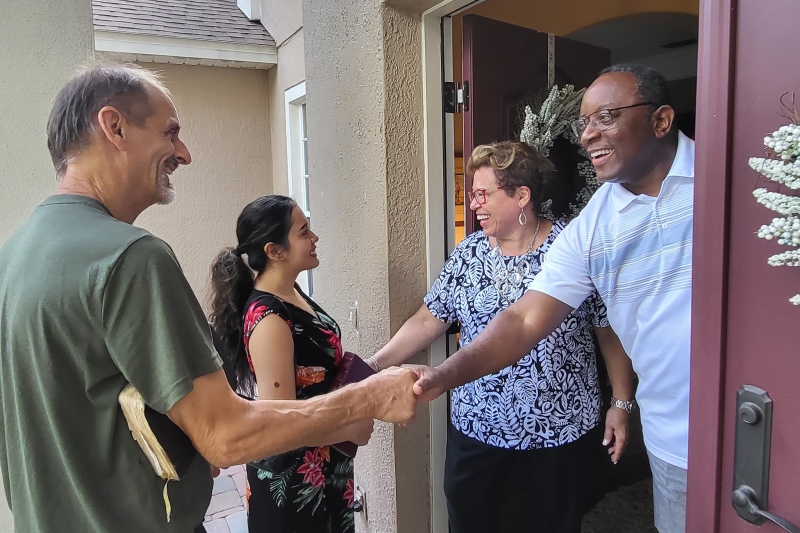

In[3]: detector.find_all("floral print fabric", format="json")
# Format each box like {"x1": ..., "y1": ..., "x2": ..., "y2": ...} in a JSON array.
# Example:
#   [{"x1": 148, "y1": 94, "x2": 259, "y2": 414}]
[
  {"x1": 424, "y1": 221, "x2": 608, "y2": 449},
  {"x1": 243, "y1": 288, "x2": 354, "y2": 532}
]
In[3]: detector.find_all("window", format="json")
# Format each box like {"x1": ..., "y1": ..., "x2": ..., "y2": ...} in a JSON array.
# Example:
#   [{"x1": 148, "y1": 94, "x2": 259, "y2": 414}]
[{"x1": 285, "y1": 82, "x2": 313, "y2": 295}]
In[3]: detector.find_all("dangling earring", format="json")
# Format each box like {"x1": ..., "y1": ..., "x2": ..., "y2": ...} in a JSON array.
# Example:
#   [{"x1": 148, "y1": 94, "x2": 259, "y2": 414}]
[{"x1": 519, "y1": 208, "x2": 527, "y2": 226}]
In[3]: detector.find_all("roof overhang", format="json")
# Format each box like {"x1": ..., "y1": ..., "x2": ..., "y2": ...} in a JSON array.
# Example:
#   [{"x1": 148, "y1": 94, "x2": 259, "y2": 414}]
[{"x1": 94, "y1": 30, "x2": 277, "y2": 69}]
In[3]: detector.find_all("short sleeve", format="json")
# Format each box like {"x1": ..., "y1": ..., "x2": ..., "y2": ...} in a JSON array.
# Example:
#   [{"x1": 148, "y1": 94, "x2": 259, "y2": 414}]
[
  {"x1": 423, "y1": 242, "x2": 467, "y2": 324},
  {"x1": 529, "y1": 218, "x2": 596, "y2": 309},
  {"x1": 102, "y1": 236, "x2": 222, "y2": 413},
  {"x1": 243, "y1": 294, "x2": 291, "y2": 338}
]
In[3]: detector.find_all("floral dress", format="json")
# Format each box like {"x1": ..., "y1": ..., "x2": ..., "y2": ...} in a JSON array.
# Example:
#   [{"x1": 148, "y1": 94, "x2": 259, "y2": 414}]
[{"x1": 242, "y1": 287, "x2": 355, "y2": 533}]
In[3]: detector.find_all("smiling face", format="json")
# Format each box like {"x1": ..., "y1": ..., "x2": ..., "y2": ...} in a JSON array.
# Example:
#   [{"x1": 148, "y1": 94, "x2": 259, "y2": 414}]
[
  {"x1": 470, "y1": 166, "x2": 527, "y2": 239},
  {"x1": 579, "y1": 72, "x2": 663, "y2": 187},
  {"x1": 282, "y1": 207, "x2": 320, "y2": 272},
  {"x1": 124, "y1": 88, "x2": 191, "y2": 206}
]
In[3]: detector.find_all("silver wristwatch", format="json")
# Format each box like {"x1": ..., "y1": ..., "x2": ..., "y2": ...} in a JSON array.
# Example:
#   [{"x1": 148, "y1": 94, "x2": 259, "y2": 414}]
[{"x1": 610, "y1": 397, "x2": 635, "y2": 413}]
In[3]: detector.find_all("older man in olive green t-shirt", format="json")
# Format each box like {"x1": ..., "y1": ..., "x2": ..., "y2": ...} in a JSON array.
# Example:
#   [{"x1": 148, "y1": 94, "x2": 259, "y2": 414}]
[{"x1": 0, "y1": 63, "x2": 419, "y2": 532}]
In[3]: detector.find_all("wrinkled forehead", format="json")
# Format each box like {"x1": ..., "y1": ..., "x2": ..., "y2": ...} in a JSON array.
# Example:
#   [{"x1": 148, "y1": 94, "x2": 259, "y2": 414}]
[{"x1": 580, "y1": 72, "x2": 640, "y2": 115}]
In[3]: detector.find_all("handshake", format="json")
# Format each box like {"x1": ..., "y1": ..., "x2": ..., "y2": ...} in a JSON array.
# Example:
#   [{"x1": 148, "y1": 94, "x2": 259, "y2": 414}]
[{"x1": 361, "y1": 364, "x2": 445, "y2": 424}]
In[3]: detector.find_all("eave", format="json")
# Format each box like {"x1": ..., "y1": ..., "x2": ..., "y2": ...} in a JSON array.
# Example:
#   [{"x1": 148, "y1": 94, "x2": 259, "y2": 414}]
[{"x1": 94, "y1": 30, "x2": 277, "y2": 69}]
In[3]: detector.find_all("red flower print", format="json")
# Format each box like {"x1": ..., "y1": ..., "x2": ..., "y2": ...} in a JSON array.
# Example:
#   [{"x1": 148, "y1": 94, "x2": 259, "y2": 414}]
[
  {"x1": 243, "y1": 302, "x2": 268, "y2": 335},
  {"x1": 320, "y1": 329, "x2": 344, "y2": 366},
  {"x1": 297, "y1": 448, "x2": 326, "y2": 489},
  {"x1": 344, "y1": 478, "x2": 355, "y2": 508}
]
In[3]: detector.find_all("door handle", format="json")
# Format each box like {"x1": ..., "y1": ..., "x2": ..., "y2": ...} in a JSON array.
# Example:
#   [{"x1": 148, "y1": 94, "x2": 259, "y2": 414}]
[
  {"x1": 732, "y1": 385, "x2": 799, "y2": 531},
  {"x1": 732, "y1": 485, "x2": 800, "y2": 533}
]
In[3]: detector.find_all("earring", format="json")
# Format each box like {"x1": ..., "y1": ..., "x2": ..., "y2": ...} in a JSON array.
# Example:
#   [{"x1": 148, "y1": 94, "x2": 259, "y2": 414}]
[{"x1": 519, "y1": 208, "x2": 527, "y2": 226}]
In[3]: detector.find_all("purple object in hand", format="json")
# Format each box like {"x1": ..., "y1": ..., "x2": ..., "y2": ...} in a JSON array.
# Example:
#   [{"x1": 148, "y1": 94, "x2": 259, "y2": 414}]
[{"x1": 329, "y1": 351, "x2": 377, "y2": 457}]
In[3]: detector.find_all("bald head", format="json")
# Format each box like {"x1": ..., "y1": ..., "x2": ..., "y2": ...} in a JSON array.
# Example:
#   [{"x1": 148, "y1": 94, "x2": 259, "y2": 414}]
[{"x1": 46, "y1": 63, "x2": 170, "y2": 177}]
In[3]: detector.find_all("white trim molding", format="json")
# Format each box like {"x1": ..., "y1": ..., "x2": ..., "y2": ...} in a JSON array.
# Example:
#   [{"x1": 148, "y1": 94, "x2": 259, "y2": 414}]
[
  {"x1": 237, "y1": 0, "x2": 262, "y2": 21},
  {"x1": 94, "y1": 31, "x2": 277, "y2": 69}
]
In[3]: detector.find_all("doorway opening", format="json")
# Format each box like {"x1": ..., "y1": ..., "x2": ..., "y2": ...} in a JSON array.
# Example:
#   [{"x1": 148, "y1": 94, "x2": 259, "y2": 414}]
[{"x1": 430, "y1": 1, "x2": 699, "y2": 531}]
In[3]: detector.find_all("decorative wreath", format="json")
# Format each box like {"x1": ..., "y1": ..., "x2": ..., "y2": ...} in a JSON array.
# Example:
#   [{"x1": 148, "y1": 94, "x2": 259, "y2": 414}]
[
  {"x1": 749, "y1": 93, "x2": 800, "y2": 305},
  {"x1": 519, "y1": 84, "x2": 599, "y2": 220}
]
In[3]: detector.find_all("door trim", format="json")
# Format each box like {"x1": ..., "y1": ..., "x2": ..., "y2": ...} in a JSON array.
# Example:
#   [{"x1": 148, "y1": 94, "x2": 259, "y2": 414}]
[{"x1": 687, "y1": 0, "x2": 736, "y2": 531}]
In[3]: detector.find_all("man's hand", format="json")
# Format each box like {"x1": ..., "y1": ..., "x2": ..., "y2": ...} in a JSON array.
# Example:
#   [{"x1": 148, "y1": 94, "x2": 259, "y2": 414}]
[
  {"x1": 603, "y1": 407, "x2": 630, "y2": 464},
  {"x1": 340, "y1": 418, "x2": 375, "y2": 446},
  {"x1": 363, "y1": 367, "x2": 418, "y2": 424},
  {"x1": 407, "y1": 364, "x2": 446, "y2": 403}
]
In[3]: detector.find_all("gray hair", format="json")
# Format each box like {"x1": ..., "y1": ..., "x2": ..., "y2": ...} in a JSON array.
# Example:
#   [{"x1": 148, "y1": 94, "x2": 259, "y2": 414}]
[{"x1": 46, "y1": 63, "x2": 170, "y2": 176}]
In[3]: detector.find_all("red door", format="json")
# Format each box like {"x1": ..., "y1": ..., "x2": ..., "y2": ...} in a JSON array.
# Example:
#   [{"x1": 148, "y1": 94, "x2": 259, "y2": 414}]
[
  {"x1": 461, "y1": 15, "x2": 609, "y2": 234},
  {"x1": 689, "y1": 0, "x2": 800, "y2": 531}
]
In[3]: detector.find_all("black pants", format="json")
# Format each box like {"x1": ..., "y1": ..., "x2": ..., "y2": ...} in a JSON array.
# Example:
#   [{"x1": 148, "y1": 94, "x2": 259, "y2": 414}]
[
  {"x1": 444, "y1": 423, "x2": 600, "y2": 533},
  {"x1": 194, "y1": 526, "x2": 206, "y2": 533}
]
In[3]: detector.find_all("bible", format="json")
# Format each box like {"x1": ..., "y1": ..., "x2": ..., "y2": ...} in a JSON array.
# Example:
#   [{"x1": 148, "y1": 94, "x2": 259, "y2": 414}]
[
  {"x1": 118, "y1": 384, "x2": 197, "y2": 481},
  {"x1": 329, "y1": 351, "x2": 377, "y2": 457}
]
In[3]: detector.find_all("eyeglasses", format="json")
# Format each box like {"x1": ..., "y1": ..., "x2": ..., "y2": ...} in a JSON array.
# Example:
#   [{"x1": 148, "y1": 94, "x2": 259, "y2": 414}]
[
  {"x1": 467, "y1": 187, "x2": 504, "y2": 205},
  {"x1": 571, "y1": 102, "x2": 655, "y2": 137}
]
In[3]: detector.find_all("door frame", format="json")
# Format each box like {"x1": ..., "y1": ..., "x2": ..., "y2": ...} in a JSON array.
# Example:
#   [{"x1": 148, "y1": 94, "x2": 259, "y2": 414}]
[
  {"x1": 685, "y1": 0, "x2": 732, "y2": 531},
  {"x1": 421, "y1": 1, "x2": 730, "y2": 532},
  {"x1": 421, "y1": 2, "x2": 478, "y2": 532}
]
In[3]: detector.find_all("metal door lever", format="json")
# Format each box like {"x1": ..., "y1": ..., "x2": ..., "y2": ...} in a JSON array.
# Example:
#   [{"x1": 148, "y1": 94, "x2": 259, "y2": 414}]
[{"x1": 732, "y1": 485, "x2": 800, "y2": 533}]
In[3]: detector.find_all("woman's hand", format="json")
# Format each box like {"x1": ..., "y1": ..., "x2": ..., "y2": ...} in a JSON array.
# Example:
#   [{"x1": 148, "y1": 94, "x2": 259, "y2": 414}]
[{"x1": 603, "y1": 406, "x2": 630, "y2": 464}]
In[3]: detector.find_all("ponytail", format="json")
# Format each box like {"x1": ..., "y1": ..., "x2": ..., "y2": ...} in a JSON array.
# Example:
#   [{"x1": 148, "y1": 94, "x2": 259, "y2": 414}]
[{"x1": 209, "y1": 247, "x2": 256, "y2": 397}]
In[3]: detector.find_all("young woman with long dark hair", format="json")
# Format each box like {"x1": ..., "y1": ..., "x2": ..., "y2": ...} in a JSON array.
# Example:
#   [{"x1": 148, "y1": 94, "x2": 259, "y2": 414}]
[{"x1": 210, "y1": 195, "x2": 367, "y2": 533}]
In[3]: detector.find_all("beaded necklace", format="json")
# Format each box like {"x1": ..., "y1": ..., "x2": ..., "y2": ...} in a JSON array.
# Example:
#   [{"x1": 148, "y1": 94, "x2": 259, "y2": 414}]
[{"x1": 492, "y1": 220, "x2": 540, "y2": 301}]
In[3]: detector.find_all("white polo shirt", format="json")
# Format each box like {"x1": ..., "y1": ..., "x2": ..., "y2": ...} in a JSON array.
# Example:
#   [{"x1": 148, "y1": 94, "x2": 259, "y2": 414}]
[{"x1": 530, "y1": 132, "x2": 694, "y2": 468}]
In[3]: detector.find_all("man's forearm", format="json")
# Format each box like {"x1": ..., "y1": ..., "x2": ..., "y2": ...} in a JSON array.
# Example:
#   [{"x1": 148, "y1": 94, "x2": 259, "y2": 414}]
[
  {"x1": 435, "y1": 291, "x2": 573, "y2": 391},
  {"x1": 595, "y1": 326, "x2": 635, "y2": 401},
  {"x1": 209, "y1": 383, "x2": 374, "y2": 466},
  {"x1": 170, "y1": 367, "x2": 416, "y2": 468}
]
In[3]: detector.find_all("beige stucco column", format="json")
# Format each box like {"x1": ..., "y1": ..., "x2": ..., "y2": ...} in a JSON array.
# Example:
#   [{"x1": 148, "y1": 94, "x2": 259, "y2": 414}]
[
  {"x1": 0, "y1": 1, "x2": 94, "y2": 530},
  {"x1": 303, "y1": 1, "x2": 435, "y2": 531}
]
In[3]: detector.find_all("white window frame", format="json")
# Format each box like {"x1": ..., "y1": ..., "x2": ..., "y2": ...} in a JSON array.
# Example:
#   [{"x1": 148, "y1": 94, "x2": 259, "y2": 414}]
[{"x1": 285, "y1": 82, "x2": 313, "y2": 295}]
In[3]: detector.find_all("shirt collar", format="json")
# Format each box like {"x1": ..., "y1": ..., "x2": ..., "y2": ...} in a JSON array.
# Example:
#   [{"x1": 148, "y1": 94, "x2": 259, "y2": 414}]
[{"x1": 609, "y1": 131, "x2": 695, "y2": 212}]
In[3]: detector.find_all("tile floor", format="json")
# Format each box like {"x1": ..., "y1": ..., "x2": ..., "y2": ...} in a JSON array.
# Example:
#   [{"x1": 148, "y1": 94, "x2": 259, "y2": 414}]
[{"x1": 203, "y1": 465, "x2": 248, "y2": 533}]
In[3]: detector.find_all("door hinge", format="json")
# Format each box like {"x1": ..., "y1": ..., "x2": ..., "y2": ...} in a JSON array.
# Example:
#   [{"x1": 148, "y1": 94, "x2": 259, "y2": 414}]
[{"x1": 443, "y1": 81, "x2": 469, "y2": 113}]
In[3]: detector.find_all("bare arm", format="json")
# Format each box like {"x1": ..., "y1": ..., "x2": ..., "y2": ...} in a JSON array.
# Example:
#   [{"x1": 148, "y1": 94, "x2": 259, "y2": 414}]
[
  {"x1": 413, "y1": 290, "x2": 573, "y2": 400},
  {"x1": 249, "y1": 313, "x2": 296, "y2": 401},
  {"x1": 594, "y1": 325, "x2": 635, "y2": 463},
  {"x1": 168, "y1": 366, "x2": 416, "y2": 468},
  {"x1": 249, "y1": 315, "x2": 374, "y2": 446},
  {"x1": 372, "y1": 304, "x2": 450, "y2": 368}
]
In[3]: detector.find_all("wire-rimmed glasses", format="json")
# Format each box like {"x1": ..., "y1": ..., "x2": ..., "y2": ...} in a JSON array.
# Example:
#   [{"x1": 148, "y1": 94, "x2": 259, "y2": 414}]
[{"x1": 571, "y1": 102, "x2": 655, "y2": 137}]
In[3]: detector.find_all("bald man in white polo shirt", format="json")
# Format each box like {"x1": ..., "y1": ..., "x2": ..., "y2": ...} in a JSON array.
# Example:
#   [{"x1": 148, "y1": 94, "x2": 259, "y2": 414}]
[{"x1": 414, "y1": 64, "x2": 693, "y2": 533}]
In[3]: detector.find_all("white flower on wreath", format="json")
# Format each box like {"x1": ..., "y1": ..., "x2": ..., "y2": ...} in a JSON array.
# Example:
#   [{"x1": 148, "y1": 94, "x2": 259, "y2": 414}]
[{"x1": 749, "y1": 94, "x2": 800, "y2": 305}]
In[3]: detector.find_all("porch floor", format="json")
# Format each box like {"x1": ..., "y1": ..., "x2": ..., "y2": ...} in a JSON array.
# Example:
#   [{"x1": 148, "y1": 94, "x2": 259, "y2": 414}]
[{"x1": 203, "y1": 465, "x2": 248, "y2": 533}]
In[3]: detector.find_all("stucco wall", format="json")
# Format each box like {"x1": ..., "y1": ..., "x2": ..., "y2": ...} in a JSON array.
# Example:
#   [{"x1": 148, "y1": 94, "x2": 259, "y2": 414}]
[
  {"x1": 259, "y1": 0, "x2": 303, "y2": 46},
  {"x1": 303, "y1": 1, "x2": 430, "y2": 531},
  {"x1": 132, "y1": 63, "x2": 273, "y2": 306},
  {"x1": 267, "y1": 31, "x2": 306, "y2": 196},
  {"x1": 0, "y1": 0, "x2": 95, "y2": 530}
]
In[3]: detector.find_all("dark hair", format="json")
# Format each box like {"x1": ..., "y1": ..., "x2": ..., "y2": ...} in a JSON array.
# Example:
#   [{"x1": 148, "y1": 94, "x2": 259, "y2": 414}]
[
  {"x1": 599, "y1": 63, "x2": 673, "y2": 108},
  {"x1": 466, "y1": 141, "x2": 570, "y2": 218},
  {"x1": 209, "y1": 195, "x2": 298, "y2": 396},
  {"x1": 47, "y1": 63, "x2": 168, "y2": 176}
]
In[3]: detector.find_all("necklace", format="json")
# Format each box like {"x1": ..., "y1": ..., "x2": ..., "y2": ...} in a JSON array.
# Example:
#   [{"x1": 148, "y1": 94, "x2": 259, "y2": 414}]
[{"x1": 492, "y1": 220, "x2": 540, "y2": 301}]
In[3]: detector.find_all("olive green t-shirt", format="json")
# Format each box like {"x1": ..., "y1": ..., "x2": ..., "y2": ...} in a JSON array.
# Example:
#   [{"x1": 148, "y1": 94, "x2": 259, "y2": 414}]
[{"x1": 0, "y1": 195, "x2": 222, "y2": 532}]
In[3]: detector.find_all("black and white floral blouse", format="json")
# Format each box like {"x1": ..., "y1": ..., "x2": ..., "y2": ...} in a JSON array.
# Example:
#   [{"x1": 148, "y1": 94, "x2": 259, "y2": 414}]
[{"x1": 424, "y1": 220, "x2": 608, "y2": 449}]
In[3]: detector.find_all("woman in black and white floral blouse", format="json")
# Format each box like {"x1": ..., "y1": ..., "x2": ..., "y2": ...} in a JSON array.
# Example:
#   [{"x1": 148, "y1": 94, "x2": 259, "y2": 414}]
[{"x1": 371, "y1": 141, "x2": 635, "y2": 533}]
